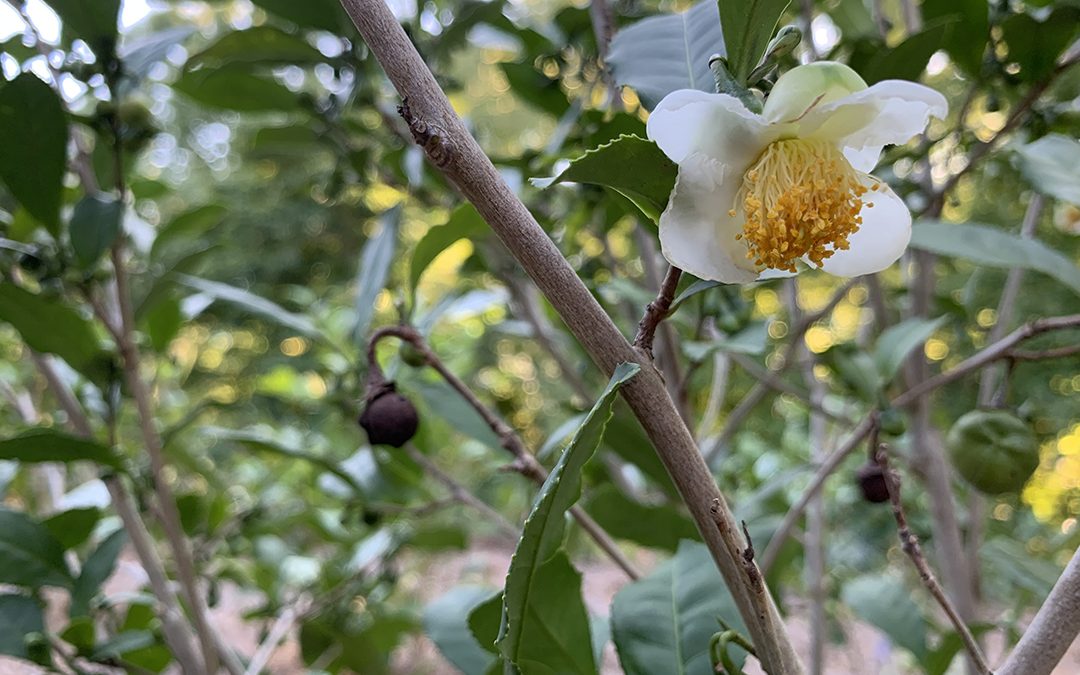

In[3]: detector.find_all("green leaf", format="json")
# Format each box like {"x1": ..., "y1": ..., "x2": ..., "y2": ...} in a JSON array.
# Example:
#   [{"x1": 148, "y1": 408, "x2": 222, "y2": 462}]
[
  {"x1": 90, "y1": 630, "x2": 158, "y2": 661},
  {"x1": 1000, "y1": 6, "x2": 1080, "y2": 83},
  {"x1": 500, "y1": 61, "x2": 570, "y2": 116},
  {"x1": 607, "y1": 1, "x2": 726, "y2": 109},
  {"x1": 0, "y1": 594, "x2": 45, "y2": 660},
  {"x1": 424, "y1": 586, "x2": 499, "y2": 674},
  {"x1": 42, "y1": 508, "x2": 101, "y2": 551},
  {"x1": 1015, "y1": 134, "x2": 1080, "y2": 205},
  {"x1": 143, "y1": 294, "x2": 184, "y2": 352},
  {"x1": 467, "y1": 590, "x2": 503, "y2": 655},
  {"x1": 0, "y1": 508, "x2": 73, "y2": 589},
  {"x1": 0, "y1": 429, "x2": 124, "y2": 470},
  {"x1": 860, "y1": 17, "x2": 958, "y2": 84},
  {"x1": 611, "y1": 540, "x2": 747, "y2": 675},
  {"x1": 49, "y1": 0, "x2": 120, "y2": 50},
  {"x1": 0, "y1": 285, "x2": 101, "y2": 371},
  {"x1": 151, "y1": 204, "x2": 228, "y2": 260},
  {"x1": 413, "y1": 380, "x2": 505, "y2": 451},
  {"x1": 921, "y1": 0, "x2": 988, "y2": 76},
  {"x1": 176, "y1": 274, "x2": 325, "y2": 340},
  {"x1": 185, "y1": 26, "x2": 326, "y2": 70},
  {"x1": 0, "y1": 73, "x2": 68, "y2": 235},
  {"x1": 410, "y1": 204, "x2": 488, "y2": 295},
  {"x1": 842, "y1": 575, "x2": 928, "y2": 660},
  {"x1": 172, "y1": 67, "x2": 302, "y2": 112},
  {"x1": 670, "y1": 279, "x2": 723, "y2": 312},
  {"x1": 719, "y1": 0, "x2": 791, "y2": 84},
  {"x1": 71, "y1": 529, "x2": 127, "y2": 617},
  {"x1": 354, "y1": 206, "x2": 400, "y2": 343},
  {"x1": 910, "y1": 220, "x2": 1080, "y2": 297},
  {"x1": 251, "y1": 0, "x2": 346, "y2": 32},
  {"x1": 682, "y1": 322, "x2": 768, "y2": 360},
  {"x1": 533, "y1": 135, "x2": 677, "y2": 224},
  {"x1": 583, "y1": 486, "x2": 697, "y2": 552},
  {"x1": 497, "y1": 363, "x2": 640, "y2": 673},
  {"x1": 69, "y1": 194, "x2": 124, "y2": 268},
  {"x1": 873, "y1": 316, "x2": 947, "y2": 383}
]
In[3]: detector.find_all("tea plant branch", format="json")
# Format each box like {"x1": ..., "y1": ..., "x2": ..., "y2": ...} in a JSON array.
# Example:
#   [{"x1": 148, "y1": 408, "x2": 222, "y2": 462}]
[
  {"x1": 23, "y1": 357, "x2": 205, "y2": 674},
  {"x1": 402, "y1": 441, "x2": 521, "y2": 540},
  {"x1": 997, "y1": 544, "x2": 1080, "y2": 675},
  {"x1": 704, "y1": 279, "x2": 856, "y2": 466},
  {"x1": 242, "y1": 593, "x2": 313, "y2": 675},
  {"x1": 873, "y1": 443, "x2": 991, "y2": 674},
  {"x1": 633, "y1": 264, "x2": 682, "y2": 357},
  {"x1": 367, "y1": 325, "x2": 641, "y2": 579},
  {"x1": 344, "y1": 4, "x2": 803, "y2": 669},
  {"x1": 761, "y1": 311, "x2": 1080, "y2": 573},
  {"x1": 635, "y1": 231, "x2": 688, "y2": 417}
]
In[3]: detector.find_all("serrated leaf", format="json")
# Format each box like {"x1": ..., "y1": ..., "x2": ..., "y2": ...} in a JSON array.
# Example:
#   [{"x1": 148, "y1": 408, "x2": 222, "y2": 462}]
[
  {"x1": 69, "y1": 194, "x2": 124, "y2": 268},
  {"x1": 0, "y1": 429, "x2": 124, "y2": 470},
  {"x1": 611, "y1": 540, "x2": 747, "y2": 675},
  {"x1": 873, "y1": 316, "x2": 946, "y2": 382},
  {"x1": 176, "y1": 274, "x2": 324, "y2": 340},
  {"x1": 70, "y1": 529, "x2": 127, "y2": 617},
  {"x1": 0, "y1": 285, "x2": 101, "y2": 371},
  {"x1": 0, "y1": 74, "x2": 67, "y2": 235},
  {"x1": 185, "y1": 26, "x2": 325, "y2": 70},
  {"x1": 607, "y1": 1, "x2": 726, "y2": 109},
  {"x1": 410, "y1": 204, "x2": 487, "y2": 295},
  {"x1": 496, "y1": 363, "x2": 639, "y2": 673},
  {"x1": 910, "y1": 220, "x2": 1080, "y2": 297},
  {"x1": 842, "y1": 575, "x2": 928, "y2": 660},
  {"x1": 425, "y1": 586, "x2": 499, "y2": 674},
  {"x1": 719, "y1": 0, "x2": 791, "y2": 84},
  {"x1": 173, "y1": 66, "x2": 302, "y2": 112},
  {"x1": 1015, "y1": 134, "x2": 1080, "y2": 205},
  {"x1": 0, "y1": 509, "x2": 73, "y2": 589},
  {"x1": 0, "y1": 594, "x2": 45, "y2": 660},
  {"x1": 533, "y1": 135, "x2": 676, "y2": 223},
  {"x1": 354, "y1": 207, "x2": 400, "y2": 343}
]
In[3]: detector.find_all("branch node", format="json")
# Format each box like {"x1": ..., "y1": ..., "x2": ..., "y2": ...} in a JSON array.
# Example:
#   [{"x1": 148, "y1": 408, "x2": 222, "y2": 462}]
[{"x1": 397, "y1": 97, "x2": 455, "y2": 168}]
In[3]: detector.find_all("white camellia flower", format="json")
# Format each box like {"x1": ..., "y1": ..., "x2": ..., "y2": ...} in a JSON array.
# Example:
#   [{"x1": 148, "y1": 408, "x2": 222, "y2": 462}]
[{"x1": 646, "y1": 62, "x2": 948, "y2": 282}]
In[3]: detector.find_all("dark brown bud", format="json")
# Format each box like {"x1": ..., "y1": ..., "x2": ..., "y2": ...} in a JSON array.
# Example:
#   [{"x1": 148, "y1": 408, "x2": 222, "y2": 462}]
[
  {"x1": 856, "y1": 462, "x2": 890, "y2": 503},
  {"x1": 358, "y1": 382, "x2": 419, "y2": 448}
]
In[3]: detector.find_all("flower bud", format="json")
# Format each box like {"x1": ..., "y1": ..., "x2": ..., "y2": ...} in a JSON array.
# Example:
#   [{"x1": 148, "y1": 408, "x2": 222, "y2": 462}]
[
  {"x1": 358, "y1": 382, "x2": 419, "y2": 448},
  {"x1": 856, "y1": 462, "x2": 890, "y2": 503},
  {"x1": 763, "y1": 62, "x2": 867, "y2": 123}
]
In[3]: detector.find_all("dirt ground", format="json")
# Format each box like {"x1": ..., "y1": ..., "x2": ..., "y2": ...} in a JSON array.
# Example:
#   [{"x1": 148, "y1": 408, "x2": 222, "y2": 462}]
[{"x1": 2, "y1": 541, "x2": 1079, "y2": 674}]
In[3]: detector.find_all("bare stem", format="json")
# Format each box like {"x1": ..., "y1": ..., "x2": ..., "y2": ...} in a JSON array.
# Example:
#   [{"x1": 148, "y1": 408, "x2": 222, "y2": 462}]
[
  {"x1": 997, "y1": 545, "x2": 1080, "y2": 675},
  {"x1": 402, "y1": 442, "x2": 520, "y2": 541},
  {"x1": 342, "y1": 4, "x2": 803, "y2": 668},
  {"x1": 633, "y1": 264, "x2": 682, "y2": 357},
  {"x1": 873, "y1": 445, "x2": 991, "y2": 674},
  {"x1": 368, "y1": 325, "x2": 641, "y2": 579}
]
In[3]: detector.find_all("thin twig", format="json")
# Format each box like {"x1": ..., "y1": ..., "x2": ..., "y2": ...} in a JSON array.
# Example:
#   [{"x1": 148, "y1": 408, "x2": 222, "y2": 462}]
[
  {"x1": 402, "y1": 442, "x2": 520, "y2": 541},
  {"x1": 243, "y1": 594, "x2": 312, "y2": 675},
  {"x1": 873, "y1": 445, "x2": 991, "y2": 674},
  {"x1": 634, "y1": 230, "x2": 688, "y2": 418},
  {"x1": 633, "y1": 264, "x2": 682, "y2": 357},
  {"x1": 368, "y1": 325, "x2": 641, "y2": 579}
]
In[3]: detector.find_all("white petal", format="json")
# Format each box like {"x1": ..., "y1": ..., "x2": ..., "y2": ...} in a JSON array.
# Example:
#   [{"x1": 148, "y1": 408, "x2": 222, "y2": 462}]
[
  {"x1": 843, "y1": 145, "x2": 884, "y2": 173},
  {"x1": 658, "y1": 153, "x2": 758, "y2": 283},
  {"x1": 816, "y1": 178, "x2": 912, "y2": 277},
  {"x1": 647, "y1": 90, "x2": 773, "y2": 166},
  {"x1": 795, "y1": 80, "x2": 948, "y2": 158}
]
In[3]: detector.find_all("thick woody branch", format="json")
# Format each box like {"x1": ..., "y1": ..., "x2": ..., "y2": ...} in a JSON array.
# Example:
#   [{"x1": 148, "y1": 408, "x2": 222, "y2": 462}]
[
  {"x1": 342, "y1": 3, "x2": 803, "y2": 669},
  {"x1": 997, "y1": 545, "x2": 1080, "y2": 675},
  {"x1": 368, "y1": 326, "x2": 641, "y2": 579}
]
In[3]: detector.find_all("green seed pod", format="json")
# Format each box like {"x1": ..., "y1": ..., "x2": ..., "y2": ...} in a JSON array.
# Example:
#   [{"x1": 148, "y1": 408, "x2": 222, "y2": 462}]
[
  {"x1": 399, "y1": 342, "x2": 428, "y2": 368},
  {"x1": 947, "y1": 409, "x2": 1039, "y2": 495}
]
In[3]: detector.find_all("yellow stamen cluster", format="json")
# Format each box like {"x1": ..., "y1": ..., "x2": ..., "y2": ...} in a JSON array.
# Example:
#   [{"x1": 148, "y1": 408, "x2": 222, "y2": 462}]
[{"x1": 729, "y1": 139, "x2": 875, "y2": 272}]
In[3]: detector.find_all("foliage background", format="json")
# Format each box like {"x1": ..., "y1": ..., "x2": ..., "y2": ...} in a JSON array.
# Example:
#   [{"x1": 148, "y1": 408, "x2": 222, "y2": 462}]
[{"x1": 0, "y1": 0, "x2": 1079, "y2": 673}]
